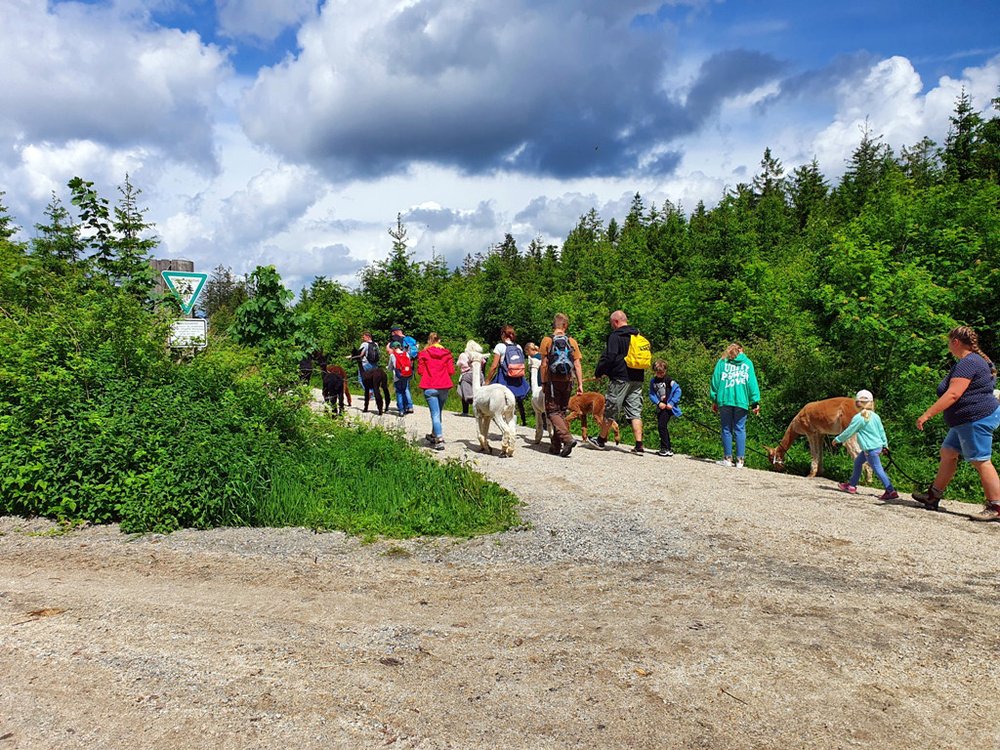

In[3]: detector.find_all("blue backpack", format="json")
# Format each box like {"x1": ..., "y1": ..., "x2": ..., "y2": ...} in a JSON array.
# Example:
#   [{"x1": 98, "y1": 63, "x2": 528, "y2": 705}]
[
  {"x1": 405, "y1": 336, "x2": 418, "y2": 360},
  {"x1": 502, "y1": 343, "x2": 526, "y2": 379},
  {"x1": 548, "y1": 335, "x2": 573, "y2": 377}
]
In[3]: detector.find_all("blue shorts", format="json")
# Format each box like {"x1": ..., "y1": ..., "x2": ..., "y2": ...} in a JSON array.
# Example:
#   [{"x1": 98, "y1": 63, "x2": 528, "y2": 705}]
[{"x1": 941, "y1": 405, "x2": 1000, "y2": 462}]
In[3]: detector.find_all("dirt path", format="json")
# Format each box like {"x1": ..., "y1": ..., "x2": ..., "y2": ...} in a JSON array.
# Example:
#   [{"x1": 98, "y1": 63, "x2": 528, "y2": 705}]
[{"x1": 2, "y1": 401, "x2": 999, "y2": 749}]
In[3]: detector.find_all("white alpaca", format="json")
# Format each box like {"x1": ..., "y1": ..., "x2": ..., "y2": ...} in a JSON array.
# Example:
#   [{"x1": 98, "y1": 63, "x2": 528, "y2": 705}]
[
  {"x1": 529, "y1": 355, "x2": 547, "y2": 444},
  {"x1": 465, "y1": 340, "x2": 517, "y2": 457}
]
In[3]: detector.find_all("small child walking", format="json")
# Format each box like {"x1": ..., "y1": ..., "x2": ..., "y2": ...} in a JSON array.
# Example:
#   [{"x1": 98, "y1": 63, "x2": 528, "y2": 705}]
[
  {"x1": 648, "y1": 359, "x2": 682, "y2": 456},
  {"x1": 832, "y1": 389, "x2": 898, "y2": 500}
]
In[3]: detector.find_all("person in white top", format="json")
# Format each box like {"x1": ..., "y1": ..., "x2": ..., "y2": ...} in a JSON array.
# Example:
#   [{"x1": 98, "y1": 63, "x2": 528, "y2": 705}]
[{"x1": 486, "y1": 325, "x2": 531, "y2": 425}]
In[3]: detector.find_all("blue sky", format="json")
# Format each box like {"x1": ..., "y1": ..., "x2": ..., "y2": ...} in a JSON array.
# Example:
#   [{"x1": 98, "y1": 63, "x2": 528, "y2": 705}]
[{"x1": 3, "y1": 0, "x2": 999, "y2": 291}]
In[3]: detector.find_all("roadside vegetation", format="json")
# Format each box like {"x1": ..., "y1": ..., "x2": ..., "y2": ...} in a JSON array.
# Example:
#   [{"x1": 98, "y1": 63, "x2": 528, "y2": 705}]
[{"x1": 0, "y1": 180, "x2": 519, "y2": 535}]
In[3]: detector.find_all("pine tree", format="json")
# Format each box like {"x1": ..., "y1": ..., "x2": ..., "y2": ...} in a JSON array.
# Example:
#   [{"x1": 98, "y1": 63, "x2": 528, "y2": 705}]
[
  {"x1": 359, "y1": 213, "x2": 420, "y2": 334},
  {"x1": 975, "y1": 88, "x2": 1000, "y2": 183},
  {"x1": 32, "y1": 193, "x2": 85, "y2": 266},
  {"x1": 943, "y1": 88, "x2": 984, "y2": 182},
  {"x1": 899, "y1": 136, "x2": 941, "y2": 188},
  {"x1": 835, "y1": 121, "x2": 894, "y2": 217},
  {"x1": 788, "y1": 159, "x2": 829, "y2": 228},
  {"x1": 111, "y1": 174, "x2": 157, "y2": 298},
  {"x1": 0, "y1": 191, "x2": 18, "y2": 240},
  {"x1": 752, "y1": 147, "x2": 786, "y2": 200}
]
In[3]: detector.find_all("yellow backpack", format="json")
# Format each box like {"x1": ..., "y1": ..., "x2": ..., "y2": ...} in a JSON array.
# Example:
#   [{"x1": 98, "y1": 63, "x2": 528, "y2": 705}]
[{"x1": 624, "y1": 332, "x2": 651, "y2": 370}]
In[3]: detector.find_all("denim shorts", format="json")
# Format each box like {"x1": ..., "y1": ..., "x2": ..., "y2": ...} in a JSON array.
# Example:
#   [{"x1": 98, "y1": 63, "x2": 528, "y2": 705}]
[{"x1": 941, "y1": 405, "x2": 1000, "y2": 462}]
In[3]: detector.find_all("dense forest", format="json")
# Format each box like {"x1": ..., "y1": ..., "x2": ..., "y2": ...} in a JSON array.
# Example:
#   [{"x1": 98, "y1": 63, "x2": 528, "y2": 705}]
[{"x1": 2, "y1": 89, "x2": 999, "y2": 526}]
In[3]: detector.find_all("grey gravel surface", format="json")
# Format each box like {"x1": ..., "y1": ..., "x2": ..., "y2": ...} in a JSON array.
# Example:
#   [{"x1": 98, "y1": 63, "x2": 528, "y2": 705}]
[{"x1": 2, "y1": 397, "x2": 999, "y2": 749}]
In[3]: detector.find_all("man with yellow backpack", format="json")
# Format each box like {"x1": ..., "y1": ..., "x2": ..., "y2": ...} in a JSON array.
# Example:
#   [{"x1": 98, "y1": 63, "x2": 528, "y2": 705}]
[{"x1": 588, "y1": 310, "x2": 651, "y2": 453}]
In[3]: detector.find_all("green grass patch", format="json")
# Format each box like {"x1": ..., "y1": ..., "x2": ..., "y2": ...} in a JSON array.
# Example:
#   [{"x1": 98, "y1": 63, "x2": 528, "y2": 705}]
[{"x1": 236, "y1": 419, "x2": 523, "y2": 538}]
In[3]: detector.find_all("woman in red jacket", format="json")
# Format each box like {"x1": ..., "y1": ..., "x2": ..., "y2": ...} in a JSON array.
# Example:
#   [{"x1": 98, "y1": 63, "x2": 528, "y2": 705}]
[{"x1": 417, "y1": 332, "x2": 455, "y2": 451}]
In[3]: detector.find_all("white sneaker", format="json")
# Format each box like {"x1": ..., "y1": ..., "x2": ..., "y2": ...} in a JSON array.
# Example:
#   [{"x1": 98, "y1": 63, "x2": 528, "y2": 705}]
[
  {"x1": 735, "y1": 458, "x2": 745, "y2": 469},
  {"x1": 716, "y1": 458, "x2": 734, "y2": 467}
]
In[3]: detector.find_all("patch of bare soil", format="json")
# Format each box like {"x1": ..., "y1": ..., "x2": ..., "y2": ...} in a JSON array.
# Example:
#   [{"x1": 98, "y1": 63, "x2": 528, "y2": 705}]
[{"x1": 2, "y1": 402, "x2": 999, "y2": 749}]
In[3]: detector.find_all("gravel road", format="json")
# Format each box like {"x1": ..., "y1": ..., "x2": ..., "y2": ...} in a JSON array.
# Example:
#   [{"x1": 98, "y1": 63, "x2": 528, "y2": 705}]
[{"x1": 2, "y1": 398, "x2": 999, "y2": 749}]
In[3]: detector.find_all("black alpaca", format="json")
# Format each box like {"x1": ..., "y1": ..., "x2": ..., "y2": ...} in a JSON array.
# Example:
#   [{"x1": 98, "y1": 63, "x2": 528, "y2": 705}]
[{"x1": 352, "y1": 355, "x2": 390, "y2": 415}]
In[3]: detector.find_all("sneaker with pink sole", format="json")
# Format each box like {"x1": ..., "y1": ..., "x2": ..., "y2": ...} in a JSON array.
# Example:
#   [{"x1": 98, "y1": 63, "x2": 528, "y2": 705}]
[
  {"x1": 878, "y1": 489, "x2": 899, "y2": 501},
  {"x1": 837, "y1": 482, "x2": 857, "y2": 494}
]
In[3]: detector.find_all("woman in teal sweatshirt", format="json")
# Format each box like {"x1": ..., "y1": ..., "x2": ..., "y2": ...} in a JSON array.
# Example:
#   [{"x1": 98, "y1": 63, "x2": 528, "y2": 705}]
[
  {"x1": 831, "y1": 389, "x2": 897, "y2": 499},
  {"x1": 709, "y1": 342, "x2": 761, "y2": 468}
]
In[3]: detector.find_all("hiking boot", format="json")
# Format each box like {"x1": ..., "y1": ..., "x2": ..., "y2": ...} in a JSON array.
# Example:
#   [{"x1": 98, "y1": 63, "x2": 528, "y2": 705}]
[
  {"x1": 631, "y1": 444, "x2": 644, "y2": 454},
  {"x1": 560, "y1": 439, "x2": 578, "y2": 458},
  {"x1": 735, "y1": 458, "x2": 745, "y2": 469},
  {"x1": 911, "y1": 485, "x2": 943, "y2": 511},
  {"x1": 716, "y1": 458, "x2": 734, "y2": 467},
  {"x1": 425, "y1": 433, "x2": 436, "y2": 443},
  {"x1": 837, "y1": 482, "x2": 857, "y2": 494},
  {"x1": 878, "y1": 489, "x2": 900, "y2": 501},
  {"x1": 548, "y1": 444, "x2": 561, "y2": 455},
  {"x1": 972, "y1": 502, "x2": 1000, "y2": 522},
  {"x1": 587, "y1": 437, "x2": 606, "y2": 450}
]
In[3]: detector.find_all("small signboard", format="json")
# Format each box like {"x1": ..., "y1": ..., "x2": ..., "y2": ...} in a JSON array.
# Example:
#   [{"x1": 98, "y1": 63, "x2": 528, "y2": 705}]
[
  {"x1": 161, "y1": 271, "x2": 208, "y2": 315},
  {"x1": 169, "y1": 318, "x2": 208, "y2": 349}
]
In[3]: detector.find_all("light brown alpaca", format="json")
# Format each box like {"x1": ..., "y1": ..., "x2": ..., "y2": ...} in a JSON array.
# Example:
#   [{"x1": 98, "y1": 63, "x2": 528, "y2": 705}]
[
  {"x1": 566, "y1": 392, "x2": 621, "y2": 444},
  {"x1": 766, "y1": 397, "x2": 870, "y2": 480}
]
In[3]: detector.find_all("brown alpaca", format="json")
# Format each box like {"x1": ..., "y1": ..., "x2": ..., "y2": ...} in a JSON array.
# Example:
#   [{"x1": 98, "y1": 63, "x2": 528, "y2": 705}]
[
  {"x1": 766, "y1": 397, "x2": 870, "y2": 480},
  {"x1": 566, "y1": 392, "x2": 621, "y2": 444}
]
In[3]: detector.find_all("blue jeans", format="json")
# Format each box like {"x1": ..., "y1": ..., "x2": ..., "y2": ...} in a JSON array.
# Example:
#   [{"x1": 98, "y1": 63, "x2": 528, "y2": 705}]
[
  {"x1": 849, "y1": 448, "x2": 894, "y2": 490},
  {"x1": 394, "y1": 376, "x2": 413, "y2": 413},
  {"x1": 720, "y1": 406, "x2": 747, "y2": 458},
  {"x1": 423, "y1": 388, "x2": 450, "y2": 437}
]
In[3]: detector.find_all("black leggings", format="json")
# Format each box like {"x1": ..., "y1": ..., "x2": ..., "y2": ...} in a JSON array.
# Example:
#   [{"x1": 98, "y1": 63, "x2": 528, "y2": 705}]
[{"x1": 516, "y1": 397, "x2": 527, "y2": 425}]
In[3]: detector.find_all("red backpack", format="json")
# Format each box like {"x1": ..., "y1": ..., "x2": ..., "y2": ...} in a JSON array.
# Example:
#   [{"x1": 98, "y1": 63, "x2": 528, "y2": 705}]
[{"x1": 394, "y1": 350, "x2": 413, "y2": 377}]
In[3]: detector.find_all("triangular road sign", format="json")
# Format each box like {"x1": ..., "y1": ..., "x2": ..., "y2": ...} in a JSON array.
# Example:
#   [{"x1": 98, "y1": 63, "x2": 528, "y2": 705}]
[{"x1": 161, "y1": 271, "x2": 208, "y2": 315}]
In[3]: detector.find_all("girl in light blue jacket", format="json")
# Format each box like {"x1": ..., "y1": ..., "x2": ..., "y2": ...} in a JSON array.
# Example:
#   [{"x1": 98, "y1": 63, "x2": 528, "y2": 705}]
[{"x1": 832, "y1": 389, "x2": 897, "y2": 500}]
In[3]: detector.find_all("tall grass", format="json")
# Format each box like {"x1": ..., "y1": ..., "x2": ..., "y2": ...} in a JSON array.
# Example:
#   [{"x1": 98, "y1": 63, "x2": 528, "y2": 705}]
[{"x1": 241, "y1": 419, "x2": 522, "y2": 538}]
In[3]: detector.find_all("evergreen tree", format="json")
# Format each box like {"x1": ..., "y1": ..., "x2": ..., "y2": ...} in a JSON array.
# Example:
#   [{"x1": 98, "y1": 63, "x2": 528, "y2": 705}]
[
  {"x1": 0, "y1": 191, "x2": 18, "y2": 240},
  {"x1": 976, "y1": 88, "x2": 1000, "y2": 183},
  {"x1": 32, "y1": 194, "x2": 85, "y2": 266},
  {"x1": 203, "y1": 264, "x2": 247, "y2": 332},
  {"x1": 835, "y1": 121, "x2": 894, "y2": 217},
  {"x1": 752, "y1": 147, "x2": 786, "y2": 200},
  {"x1": 943, "y1": 88, "x2": 984, "y2": 182},
  {"x1": 899, "y1": 136, "x2": 941, "y2": 188},
  {"x1": 359, "y1": 214, "x2": 420, "y2": 334},
  {"x1": 111, "y1": 175, "x2": 157, "y2": 298},
  {"x1": 788, "y1": 159, "x2": 829, "y2": 228}
]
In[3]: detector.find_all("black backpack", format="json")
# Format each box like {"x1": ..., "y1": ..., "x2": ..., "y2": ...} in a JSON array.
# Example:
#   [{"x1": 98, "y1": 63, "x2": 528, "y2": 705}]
[
  {"x1": 548, "y1": 334, "x2": 573, "y2": 377},
  {"x1": 365, "y1": 341, "x2": 380, "y2": 365}
]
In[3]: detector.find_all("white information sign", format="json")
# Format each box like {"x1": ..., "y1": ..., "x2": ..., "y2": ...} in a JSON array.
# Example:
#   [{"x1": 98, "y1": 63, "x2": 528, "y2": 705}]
[{"x1": 169, "y1": 318, "x2": 208, "y2": 349}]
